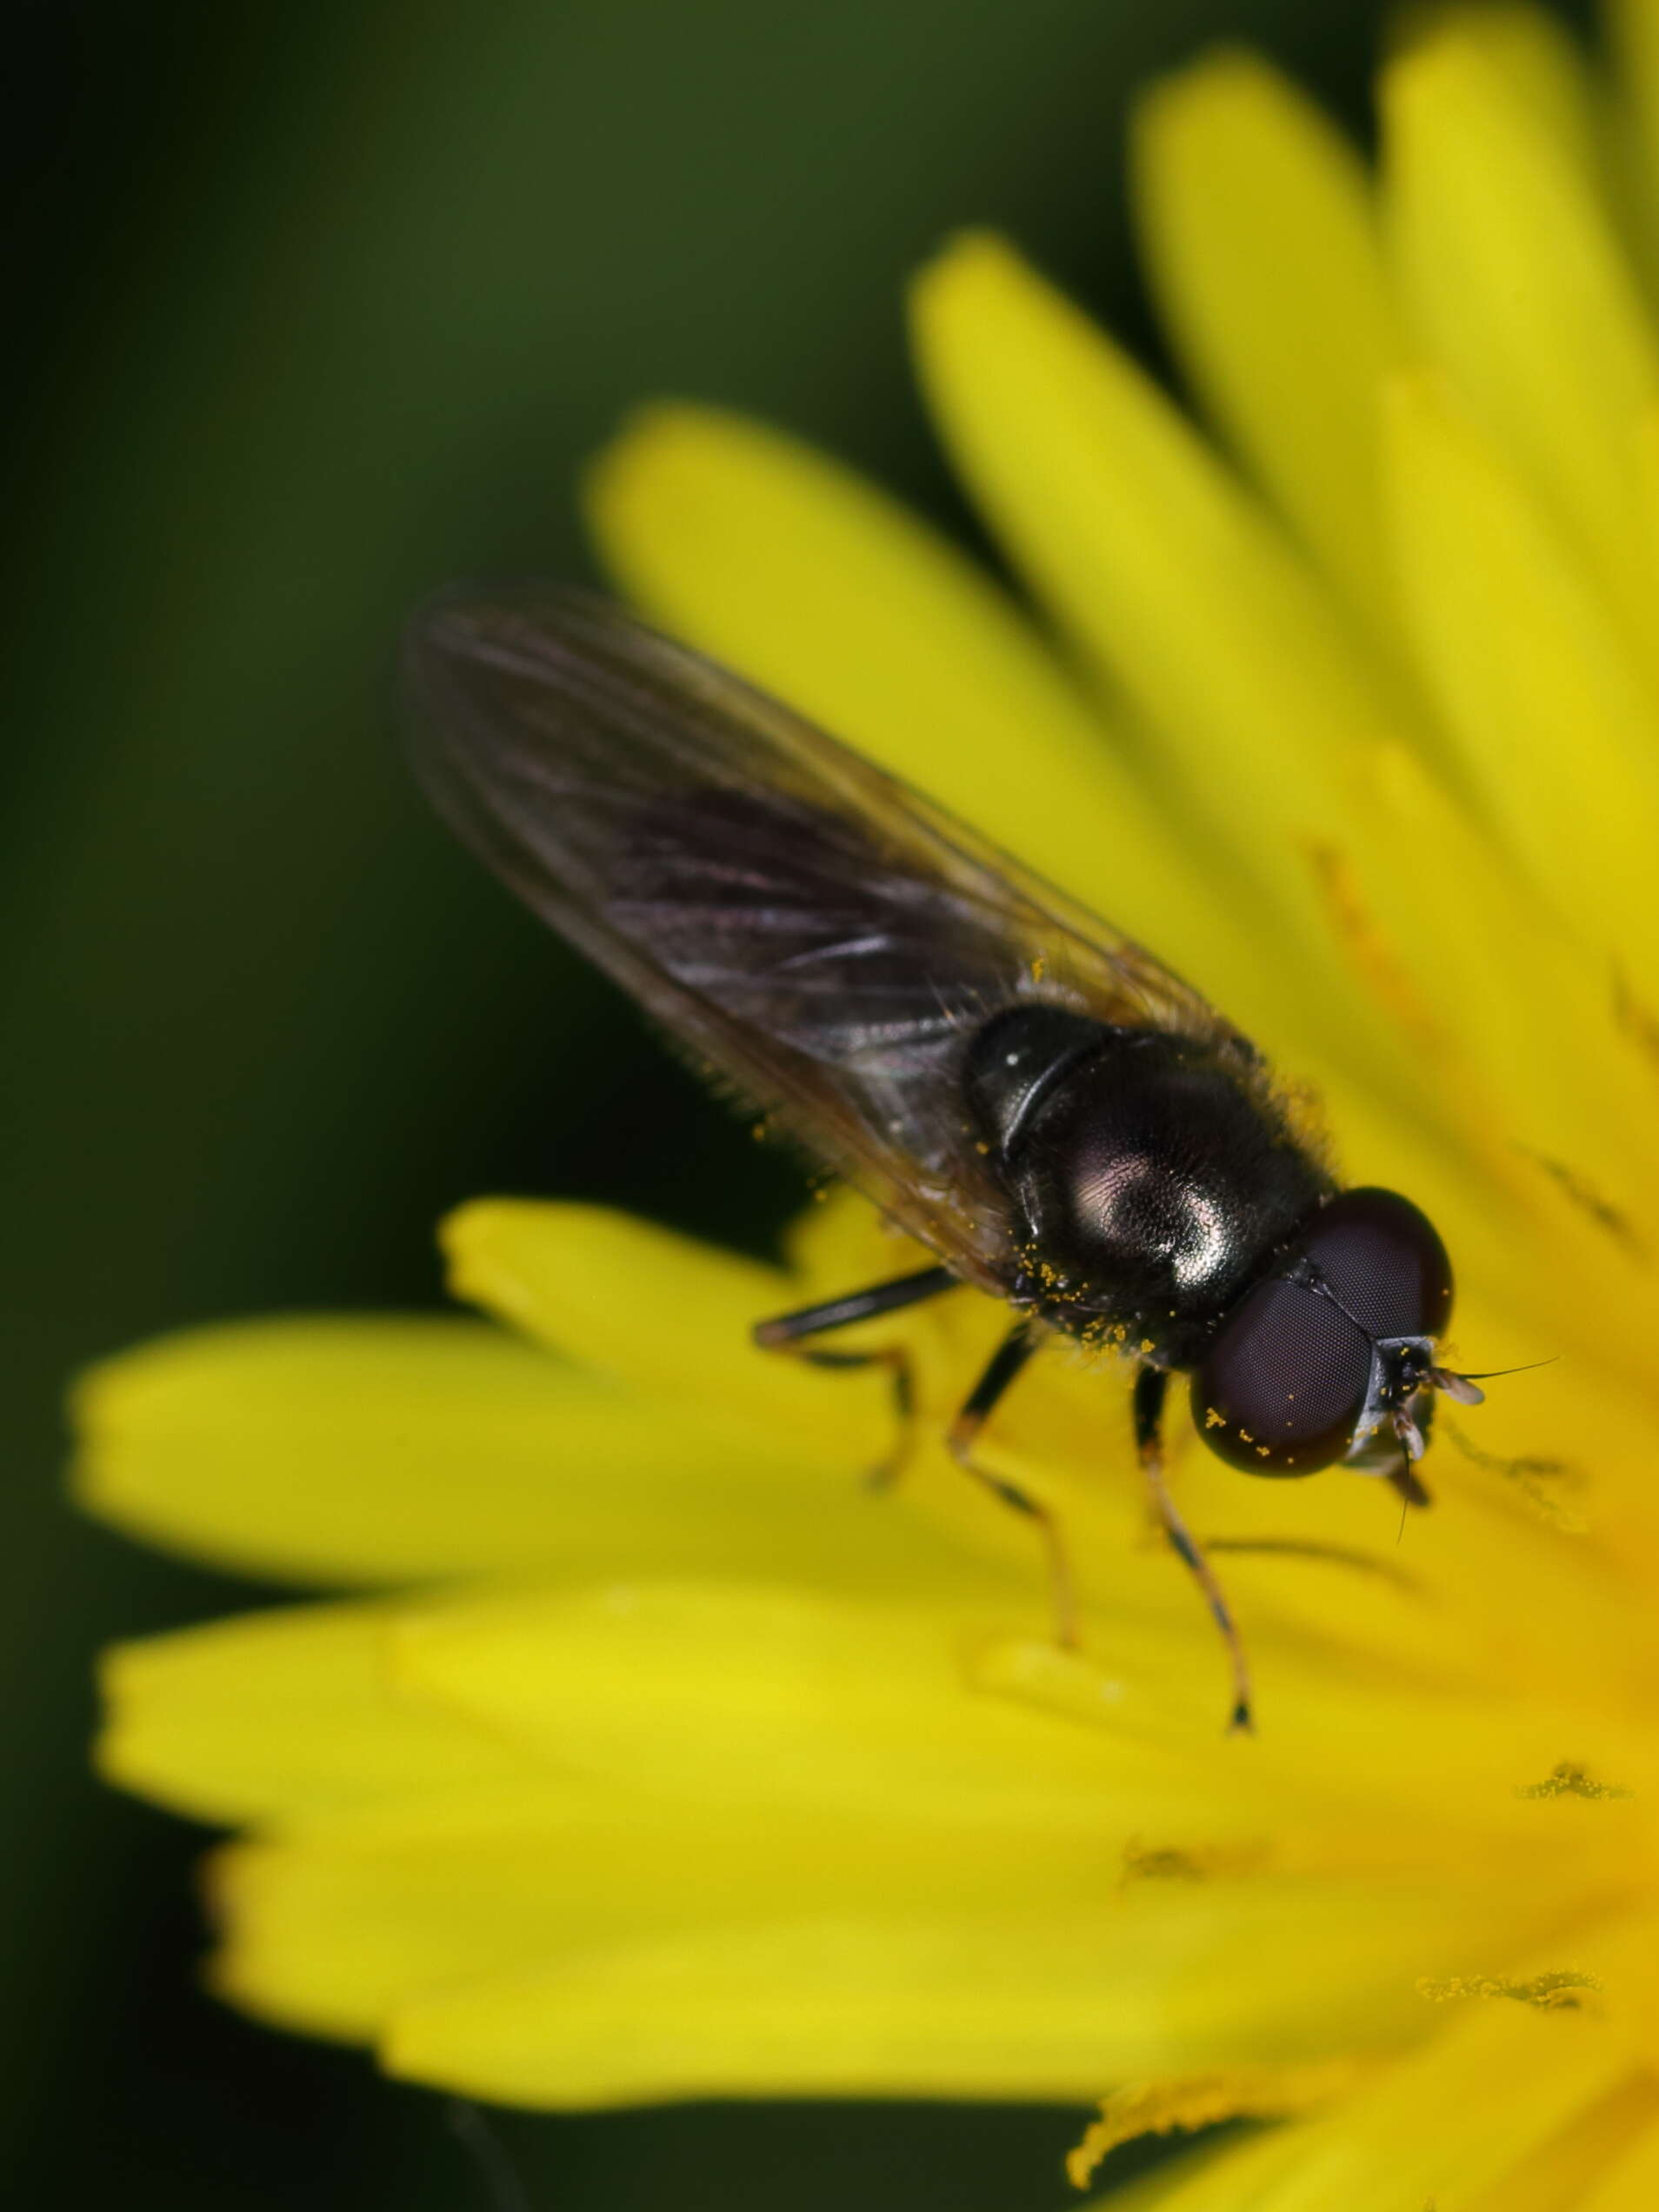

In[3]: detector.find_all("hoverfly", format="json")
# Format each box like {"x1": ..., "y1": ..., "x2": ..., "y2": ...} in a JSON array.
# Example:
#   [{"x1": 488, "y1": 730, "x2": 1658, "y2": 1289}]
[{"x1": 404, "y1": 583, "x2": 1487, "y2": 1729}]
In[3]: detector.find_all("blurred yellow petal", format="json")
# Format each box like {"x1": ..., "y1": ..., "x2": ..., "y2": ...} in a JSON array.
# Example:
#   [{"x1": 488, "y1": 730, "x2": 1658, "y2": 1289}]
[
  {"x1": 1101, "y1": 1934, "x2": 1646, "y2": 2206},
  {"x1": 383, "y1": 1872, "x2": 1544, "y2": 2109},
  {"x1": 207, "y1": 1793, "x2": 1545, "y2": 2089},
  {"x1": 1472, "y1": 2075, "x2": 1659, "y2": 2212},
  {"x1": 1383, "y1": 23, "x2": 1659, "y2": 643},
  {"x1": 395, "y1": 1578, "x2": 1133, "y2": 1828},
  {"x1": 441, "y1": 1198, "x2": 879, "y2": 1447},
  {"x1": 72, "y1": 1315, "x2": 880, "y2": 1587},
  {"x1": 210, "y1": 1823, "x2": 557, "y2": 2044},
  {"x1": 909, "y1": 235, "x2": 1410, "y2": 858},
  {"x1": 1428, "y1": 2, "x2": 1607, "y2": 183},
  {"x1": 587, "y1": 403, "x2": 1205, "y2": 956},
  {"x1": 1301, "y1": 736, "x2": 1659, "y2": 1260},
  {"x1": 1383, "y1": 370, "x2": 1659, "y2": 976},
  {"x1": 1066, "y1": 2059, "x2": 1365, "y2": 2193},
  {"x1": 908, "y1": 231, "x2": 1442, "y2": 1096},
  {"x1": 95, "y1": 1602, "x2": 538, "y2": 1827},
  {"x1": 390, "y1": 1566, "x2": 1659, "y2": 1869},
  {"x1": 1132, "y1": 49, "x2": 1399, "y2": 630},
  {"x1": 1580, "y1": 2112, "x2": 1659, "y2": 2212},
  {"x1": 211, "y1": 1797, "x2": 1047, "y2": 2045}
]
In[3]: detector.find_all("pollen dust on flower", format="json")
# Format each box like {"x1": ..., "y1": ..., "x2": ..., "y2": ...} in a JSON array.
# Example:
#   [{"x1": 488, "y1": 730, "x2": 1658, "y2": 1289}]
[
  {"x1": 1514, "y1": 1761, "x2": 1635, "y2": 1802},
  {"x1": 1415, "y1": 1970, "x2": 1604, "y2": 2011},
  {"x1": 1118, "y1": 1834, "x2": 1271, "y2": 1887},
  {"x1": 1065, "y1": 2060, "x2": 1365, "y2": 2189}
]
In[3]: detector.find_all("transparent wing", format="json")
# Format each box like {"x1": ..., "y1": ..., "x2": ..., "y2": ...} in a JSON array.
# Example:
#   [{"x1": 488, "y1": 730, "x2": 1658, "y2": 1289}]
[{"x1": 403, "y1": 583, "x2": 1245, "y2": 1293}]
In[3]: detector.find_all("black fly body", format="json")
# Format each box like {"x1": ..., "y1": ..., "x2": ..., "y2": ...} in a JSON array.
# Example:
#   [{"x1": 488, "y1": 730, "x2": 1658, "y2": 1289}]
[{"x1": 404, "y1": 584, "x2": 1488, "y2": 1729}]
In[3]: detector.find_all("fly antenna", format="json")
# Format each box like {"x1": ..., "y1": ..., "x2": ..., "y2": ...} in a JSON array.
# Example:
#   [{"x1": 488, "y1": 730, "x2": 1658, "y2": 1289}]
[
  {"x1": 1431, "y1": 1354, "x2": 1559, "y2": 1406},
  {"x1": 1450, "y1": 1356, "x2": 1560, "y2": 1381}
]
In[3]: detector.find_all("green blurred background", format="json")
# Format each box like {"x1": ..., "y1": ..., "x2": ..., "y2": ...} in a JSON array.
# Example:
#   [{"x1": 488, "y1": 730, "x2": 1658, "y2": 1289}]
[{"x1": 2, "y1": 0, "x2": 1559, "y2": 2202}]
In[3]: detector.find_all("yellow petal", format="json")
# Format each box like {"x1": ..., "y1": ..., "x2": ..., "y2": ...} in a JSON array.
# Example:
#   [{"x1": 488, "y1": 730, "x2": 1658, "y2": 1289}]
[
  {"x1": 441, "y1": 1199, "x2": 882, "y2": 1449},
  {"x1": 394, "y1": 1578, "x2": 1139, "y2": 1829},
  {"x1": 96, "y1": 1602, "x2": 540, "y2": 1826},
  {"x1": 1103, "y1": 1922, "x2": 1647, "y2": 2209},
  {"x1": 1578, "y1": 2109, "x2": 1659, "y2": 2212},
  {"x1": 203, "y1": 1788, "x2": 1534, "y2": 2083},
  {"x1": 1467, "y1": 2072, "x2": 1659, "y2": 2212},
  {"x1": 389, "y1": 1563, "x2": 1659, "y2": 1856},
  {"x1": 1383, "y1": 23, "x2": 1659, "y2": 643},
  {"x1": 72, "y1": 1315, "x2": 870, "y2": 1588},
  {"x1": 211, "y1": 1796, "x2": 1054, "y2": 2045},
  {"x1": 1424, "y1": 3, "x2": 1607, "y2": 184},
  {"x1": 908, "y1": 232, "x2": 1433, "y2": 1087},
  {"x1": 1132, "y1": 49, "x2": 1399, "y2": 630},
  {"x1": 381, "y1": 1876, "x2": 1556, "y2": 2109},
  {"x1": 1068, "y1": 2058, "x2": 1365, "y2": 2191},
  {"x1": 909, "y1": 235, "x2": 1414, "y2": 849},
  {"x1": 586, "y1": 402, "x2": 1203, "y2": 955},
  {"x1": 1305, "y1": 740, "x2": 1659, "y2": 1237},
  {"x1": 1382, "y1": 370, "x2": 1659, "y2": 979}
]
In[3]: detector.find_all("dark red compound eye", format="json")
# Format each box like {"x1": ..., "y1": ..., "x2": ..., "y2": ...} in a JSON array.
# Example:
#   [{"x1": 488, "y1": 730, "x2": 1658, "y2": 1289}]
[
  {"x1": 1296, "y1": 1186, "x2": 1453, "y2": 1343},
  {"x1": 1191, "y1": 1276, "x2": 1372, "y2": 1474},
  {"x1": 1190, "y1": 1187, "x2": 1455, "y2": 1476}
]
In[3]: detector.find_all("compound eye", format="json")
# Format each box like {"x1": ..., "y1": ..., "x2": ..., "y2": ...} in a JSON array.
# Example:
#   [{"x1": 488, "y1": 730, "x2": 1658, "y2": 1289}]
[
  {"x1": 1298, "y1": 1187, "x2": 1453, "y2": 1342},
  {"x1": 1191, "y1": 1277, "x2": 1373, "y2": 1475}
]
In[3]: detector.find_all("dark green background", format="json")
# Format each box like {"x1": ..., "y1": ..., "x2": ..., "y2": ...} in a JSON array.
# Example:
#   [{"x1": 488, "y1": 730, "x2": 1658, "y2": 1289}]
[{"x1": 2, "y1": 1, "x2": 1549, "y2": 2202}]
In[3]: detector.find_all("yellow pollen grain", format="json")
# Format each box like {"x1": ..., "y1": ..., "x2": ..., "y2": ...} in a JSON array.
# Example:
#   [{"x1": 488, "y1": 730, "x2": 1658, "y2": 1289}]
[
  {"x1": 1416, "y1": 1969, "x2": 1603, "y2": 2010},
  {"x1": 1515, "y1": 1760, "x2": 1635, "y2": 1802},
  {"x1": 1066, "y1": 2059, "x2": 1364, "y2": 2189},
  {"x1": 1118, "y1": 1835, "x2": 1272, "y2": 1887}
]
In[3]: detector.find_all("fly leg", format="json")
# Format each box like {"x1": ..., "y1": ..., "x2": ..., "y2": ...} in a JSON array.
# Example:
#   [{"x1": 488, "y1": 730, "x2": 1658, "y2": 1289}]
[
  {"x1": 753, "y1": 1264, "x2": 957, "y2": 1486},
  {"x1": 1134, "y1": 1364, "x2": 1254, "y2": 1734},
  {"x1": 947, "y1": 1322, "x2": 1080, "y2": 1649}
]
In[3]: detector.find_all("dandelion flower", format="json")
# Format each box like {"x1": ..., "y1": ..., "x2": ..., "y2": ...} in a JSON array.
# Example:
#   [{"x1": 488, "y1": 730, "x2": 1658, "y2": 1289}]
[{"x1": 76, "y1": 4, "x2": 1659, "y2": 2201}]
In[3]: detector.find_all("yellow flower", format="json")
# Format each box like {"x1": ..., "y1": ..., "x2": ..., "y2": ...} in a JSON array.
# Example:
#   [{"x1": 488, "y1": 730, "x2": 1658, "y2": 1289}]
[{"x1": 74, "y1": 3, "x2": 1659, "y2": 2200}]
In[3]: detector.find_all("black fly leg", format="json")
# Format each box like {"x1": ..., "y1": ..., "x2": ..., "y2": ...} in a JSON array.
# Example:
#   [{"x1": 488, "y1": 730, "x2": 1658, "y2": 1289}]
[
  {"x1": 947, "y1": 1322, "x2": 1080, "y2": 1649},
  {"x1": 1133, "y1": 1364, "x2": 1254, "y2": 1734},
  {"x1": 753, "y1": 1264, "x2": 957, "y2": 1486}
]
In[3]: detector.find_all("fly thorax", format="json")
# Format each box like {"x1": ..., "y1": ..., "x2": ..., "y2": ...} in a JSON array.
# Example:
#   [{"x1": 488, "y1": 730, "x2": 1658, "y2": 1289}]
[{"x1": 963, "y1": 1011, "x2": 1328, "y2": 1356}]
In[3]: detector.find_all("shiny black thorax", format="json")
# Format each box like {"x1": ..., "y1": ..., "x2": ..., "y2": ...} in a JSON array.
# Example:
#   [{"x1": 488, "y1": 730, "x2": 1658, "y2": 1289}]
[{"x1": 963, "y1": 1007, "x2": 1333, "y2": 1368}]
